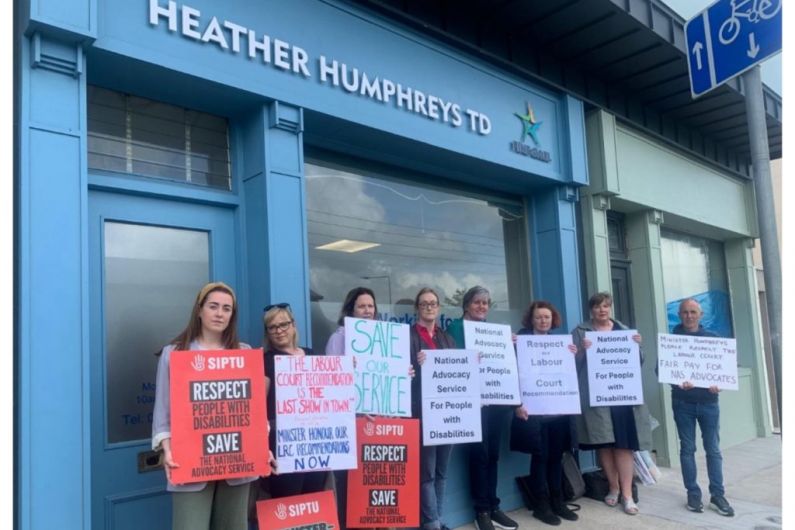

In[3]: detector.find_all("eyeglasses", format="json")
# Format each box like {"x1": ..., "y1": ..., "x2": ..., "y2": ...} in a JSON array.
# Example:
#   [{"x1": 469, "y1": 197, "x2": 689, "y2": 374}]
[
  {"x1": 264, "y1": 302, "x2": 291, "y2": 312},
  {"x1": 267, "y1": 320, "x2": 294, "y2": 333},
  {"x1": 418, "y1": 301, "x2": 439, "y2": 309}
]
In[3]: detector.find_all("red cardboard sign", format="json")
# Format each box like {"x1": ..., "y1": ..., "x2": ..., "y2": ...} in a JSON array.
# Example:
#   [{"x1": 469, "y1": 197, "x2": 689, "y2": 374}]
[
  {"x1": 169, "y1": 348, "x2": 269, "y2": 484},
  {"x1": 347, "y1": 417, "x2": 420, "y2": 527},
  {"x1": 257, "y1": 490, "x2": 339, "y2": 530}
]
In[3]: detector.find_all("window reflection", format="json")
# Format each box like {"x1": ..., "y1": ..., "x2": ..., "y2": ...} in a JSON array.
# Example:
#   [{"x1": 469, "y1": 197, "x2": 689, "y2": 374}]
[
  {"x1": 104, "y1": 222, "x2": 209, "y2": 443},
  {"x1": 306, "y1": 160, "x2": 530, "y2": 349}
]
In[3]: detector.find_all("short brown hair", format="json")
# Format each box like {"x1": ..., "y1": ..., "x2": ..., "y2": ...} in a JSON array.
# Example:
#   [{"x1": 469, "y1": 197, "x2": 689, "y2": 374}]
[
  {"x1": 588, "y1": 292, "x2": 613, "y2": 309},
  {"x1": 414, "y1": 287, "x2": 440, "y2": 309}
]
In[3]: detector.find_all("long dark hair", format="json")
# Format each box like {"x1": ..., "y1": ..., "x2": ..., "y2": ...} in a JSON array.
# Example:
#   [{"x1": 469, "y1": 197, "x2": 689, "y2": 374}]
[
  {"x1": 169, "y1": 282, "x2": 240, "y2": 351},
  {"x1": 337, "y1": 286, "x2": 378, "y2": 326}
]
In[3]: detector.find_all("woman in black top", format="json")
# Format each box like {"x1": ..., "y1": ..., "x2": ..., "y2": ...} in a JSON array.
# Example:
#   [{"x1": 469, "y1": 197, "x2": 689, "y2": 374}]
[
  {"x1": 262, "y1": 303, "x2": 327, "y2": 499},
  {"x1": 410, "y1": 288, "x2": 457, "y2": 530},
  {"x1": 512, "y1": 301, "x2": 578, "y2": 526}
]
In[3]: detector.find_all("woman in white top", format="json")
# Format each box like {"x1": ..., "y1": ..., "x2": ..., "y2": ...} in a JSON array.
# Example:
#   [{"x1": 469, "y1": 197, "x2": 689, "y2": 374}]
[{"x1": 152, "y1": 281, "x2": 258, "y2": 530}]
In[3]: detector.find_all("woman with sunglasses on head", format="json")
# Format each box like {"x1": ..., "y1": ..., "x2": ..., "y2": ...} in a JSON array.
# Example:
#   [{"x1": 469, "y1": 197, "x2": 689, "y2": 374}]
[
  {"x1": 512, "y1": 301, "x2": 579, "y2": 526},
  {"x1": 410, "y1": 288, "x2": 457, "y2": 530},
  {"x1": 152, "y1": 282, "x2": 260, "y2": 530},
  {"x1": 262, "y1": 303, "x2": 328, "y2": 499},
  {"x1": 571, "y1": 292, "x2": 651, "y2": 516}
]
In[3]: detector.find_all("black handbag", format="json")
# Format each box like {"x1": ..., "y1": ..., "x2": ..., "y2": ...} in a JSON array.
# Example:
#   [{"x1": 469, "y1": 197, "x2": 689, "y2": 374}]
[
  {"x1": 561, "y1": 451, "x2": 586, "y2": 501},
  {"x1": 582, "y1": 469, "x2": 639, "y2": 503}
]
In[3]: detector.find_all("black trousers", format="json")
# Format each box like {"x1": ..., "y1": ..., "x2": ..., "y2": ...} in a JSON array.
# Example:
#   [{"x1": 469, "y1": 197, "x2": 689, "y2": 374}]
[
  {"x1": 528, "y1": 416, "x2": 569, "y2": 500},
  {"x1": 469, "y1": 406, "x2": 512, "y2": 513},
  {"x1": 266, "y1": 469, "x2": 327, "y2": 498}
]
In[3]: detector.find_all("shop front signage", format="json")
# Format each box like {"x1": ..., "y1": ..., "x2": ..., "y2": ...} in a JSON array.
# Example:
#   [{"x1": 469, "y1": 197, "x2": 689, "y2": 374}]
[{"x1": 148, "y1": 0, "x2": 492, "y2": 135}]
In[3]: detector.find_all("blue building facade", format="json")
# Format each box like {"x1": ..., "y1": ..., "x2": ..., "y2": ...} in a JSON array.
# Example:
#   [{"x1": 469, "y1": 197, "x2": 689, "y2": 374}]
[{"x1": 16, "y1": 1, "x2": 590, "y2": 528}]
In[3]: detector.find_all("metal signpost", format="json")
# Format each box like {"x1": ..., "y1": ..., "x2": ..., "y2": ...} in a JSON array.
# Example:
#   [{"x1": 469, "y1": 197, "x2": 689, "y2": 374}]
[{"x1": 685, "y1": 0, "x2": 783, "y2": 425}]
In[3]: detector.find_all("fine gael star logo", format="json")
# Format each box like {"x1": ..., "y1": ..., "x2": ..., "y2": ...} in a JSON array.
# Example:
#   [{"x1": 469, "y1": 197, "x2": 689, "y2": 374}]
[{"x1": 514, "y1": 103, "x2": 542, "y2": 145}]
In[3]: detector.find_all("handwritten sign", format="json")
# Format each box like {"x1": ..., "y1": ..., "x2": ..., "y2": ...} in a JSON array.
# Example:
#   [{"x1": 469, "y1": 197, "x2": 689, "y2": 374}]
[
  {"x1": 275, "y1": 355, "x2": 357, "y2": 472},
  {"x1": 462, "y1": 321, "x2": 520, "y2": 405},
  {"x1": 421, "y1": 349, "x2": 481, "y2": 445},
  {"x1": 517, "y1": 334, "x2": 580, "y2": 415},
  {"x1": 169, "y1": 349, "x2": 269, "y2": 484},
  {"x1": 657, "y1": 333, "x2": 738, "y2": 390},
  {"x1": 257, "y1": 490, "x2": 339, "y2": 530},
  {"x1": 344, "y1": 317, "x2": 411, "y2": 417},
  {"x1": 347, "y1": 418, "x2": 420, "y2": 528},
  {"x1": 585, "y1": 331, "x2": 644, "y2": 407}
]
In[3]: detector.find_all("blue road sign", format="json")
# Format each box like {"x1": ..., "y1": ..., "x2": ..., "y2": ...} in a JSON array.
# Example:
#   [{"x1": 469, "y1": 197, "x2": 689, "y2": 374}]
[{"x1": 685, "y1": 0, "x2": 782, "y2": 98}]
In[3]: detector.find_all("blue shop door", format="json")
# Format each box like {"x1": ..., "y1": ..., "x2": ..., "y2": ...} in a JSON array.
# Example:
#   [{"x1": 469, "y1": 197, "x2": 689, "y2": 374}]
[{"x1": 89, "y1": 190, "x2": 239, "y2": 529}]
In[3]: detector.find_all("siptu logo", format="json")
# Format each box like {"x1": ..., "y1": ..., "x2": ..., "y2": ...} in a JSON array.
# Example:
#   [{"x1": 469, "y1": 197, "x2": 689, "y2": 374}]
[
  {"x1": 510, "y1": 102, "x2": 552, "y2": 163},
  {"x1": 191, "y1": 354, "x2": 206, "y2": 372},
  {"x1": 514, "y1": 103, "x2": 542, "y2": 146},
  {"x1": 274, "y1": 503, "x2": 288, "y2": 520},
  {"x1": 363, "y1": 421, "x2": 376, "y2": 437}
]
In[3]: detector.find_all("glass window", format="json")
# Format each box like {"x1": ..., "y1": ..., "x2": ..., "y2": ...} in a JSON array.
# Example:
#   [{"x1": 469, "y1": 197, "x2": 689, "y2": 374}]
[
  {"x1": 661, "y1": 229, "x2": 733, "y2": 336},
  {"x1": 104, "y1": 222, "x2": 210, "y2": 443},
  {"x1": 306, "y1": 158, "x2": 531, "y2": 350},
  {"x1": 87, "y1": 86, "x2": 232, "y2": 190}
]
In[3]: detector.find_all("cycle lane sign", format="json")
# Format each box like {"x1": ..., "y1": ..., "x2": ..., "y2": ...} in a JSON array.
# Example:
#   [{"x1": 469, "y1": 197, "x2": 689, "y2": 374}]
[{"x1": 685, "y1": 0, "x2": 781, "y2": 98}]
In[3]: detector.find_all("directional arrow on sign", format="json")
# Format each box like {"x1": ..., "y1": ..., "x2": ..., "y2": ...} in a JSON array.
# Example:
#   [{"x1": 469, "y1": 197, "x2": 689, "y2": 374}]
[
  {"x1": 692, "y1": 41, "x2": 704, "y2": 69},
  {"x1": 685, "y1": 0, "x2": 781, "y2": 98},
  {"x1": 747, "y1": 33, "x2": 760, "y2": 59}
]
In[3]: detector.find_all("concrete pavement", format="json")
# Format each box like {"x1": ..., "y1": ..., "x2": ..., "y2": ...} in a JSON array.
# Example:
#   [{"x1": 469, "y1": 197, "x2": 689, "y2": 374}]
[{"x1": 454, "y1": 434, "x2": 782, "y2": 529}]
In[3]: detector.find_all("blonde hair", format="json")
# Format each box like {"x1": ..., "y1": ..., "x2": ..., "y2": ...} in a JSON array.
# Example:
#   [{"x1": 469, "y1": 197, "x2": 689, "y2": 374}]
[{"x1": 263, "y1": 307, "x2": 299, "y2": 351}]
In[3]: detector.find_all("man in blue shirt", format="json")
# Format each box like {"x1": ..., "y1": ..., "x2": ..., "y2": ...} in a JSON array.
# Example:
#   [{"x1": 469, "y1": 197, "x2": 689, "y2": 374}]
[{"x1": 670, "y1": 298, "x2": 734, "y2": 517}]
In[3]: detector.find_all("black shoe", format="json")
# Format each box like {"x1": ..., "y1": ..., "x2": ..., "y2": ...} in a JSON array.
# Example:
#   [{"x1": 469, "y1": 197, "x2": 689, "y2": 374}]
[
  {"x1": 709, "y1": 495, "x2": 735, "y2": 517},
  {"x1": 441, "y1": 525, "x2": 452, "y2": 530},
  {"x1": 686, "y1": 494, "x2": 703, "y2": 513},
  {"x1": 550, "y1": 497, "x2": 579, "y2": 522},
  {"x1": 475, "y1": 512, "x2": 495, "y2": 530},
  {"x1": 532, "y1": 500, "x2": 561, "y2": 526},
  {"x1": 490, "y1": 510, "x2": 518, "y2": 530}
]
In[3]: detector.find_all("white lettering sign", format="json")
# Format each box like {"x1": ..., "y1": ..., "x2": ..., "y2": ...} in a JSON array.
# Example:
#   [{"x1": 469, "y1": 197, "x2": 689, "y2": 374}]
[
  {"x1": 274, "y1": 355, "x2": 357, "y2": 472},
  {"x1": 517, "y1": 334, "x2": 580, "y2": 415},
  {"x1": 463, "y1": 321, "x2": 520, "y2": 405},
  {"x1": 421, "y1": 349, "x2": 482, "y2": 445},
  {"x1": 657, "y1": 333, "x2": 738, "y2": 390},
  {"x1": 344, "y1": 318, "x2": 412, "y2": 417},
  {"x1": 148, "y1": 0, "x2": 492, "y2": 134},
  {"x1": 585, "y1": 330, "x2": 644, "y2": 407}
]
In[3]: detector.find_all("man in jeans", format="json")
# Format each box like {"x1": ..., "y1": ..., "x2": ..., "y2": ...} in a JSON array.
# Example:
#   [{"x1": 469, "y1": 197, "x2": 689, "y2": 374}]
[{"x1": 670, "y1": 298, "x2": 734, "y2": 517}]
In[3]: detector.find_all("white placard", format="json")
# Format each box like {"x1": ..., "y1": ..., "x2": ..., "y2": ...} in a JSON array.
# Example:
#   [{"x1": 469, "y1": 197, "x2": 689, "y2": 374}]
[
  {"x1": 421, "y1": 349, "x2": 482, "y2": 445},
  {"x1": 585, "y1": 330, "x2": 644, "y2": 407},
  {"x1": 463, "y1": 321, "x2": 520, "y2": 405},
  {"x1": 516, "y1": 334, "x2": 581, "y2": 415},
  {"x1": 344, "y1": 317, "x2": 412, "y2": 417},
  {"x1": 657, "y1": 333, "x2": 738, "y2": 390},
  {"x1": 274, "y1": 355, "x2": 357, "y2": 472}
]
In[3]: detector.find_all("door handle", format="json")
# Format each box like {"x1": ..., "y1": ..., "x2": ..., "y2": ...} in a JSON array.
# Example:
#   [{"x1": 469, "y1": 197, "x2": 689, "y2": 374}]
[{"x1": 138, "y1": 450, "x2": 163, "y2": 473}]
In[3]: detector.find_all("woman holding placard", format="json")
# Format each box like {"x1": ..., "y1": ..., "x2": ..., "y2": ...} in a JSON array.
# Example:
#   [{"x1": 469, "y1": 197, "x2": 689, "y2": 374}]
[
  {"x1": 410, "y1": 287, "x2": 457, "y2": 530},
  {"x1": 512, "y1": 300, "x2": 579, "y2": 526},
  {"x1": 447, "y1": 286, "x2": 518, "y2": 530},
  {"x1": 262, "y1": 303, "x2": 328, "y2": 499},
  {"x1": 324, "y1": 286, "x2": 378, "y2": 530},
  {"x1": 152, "y1": 282, "x2": 260, "y2": 530},
  {"x1": 571, "y1": 292, "x2": 651, "y2": 516}
]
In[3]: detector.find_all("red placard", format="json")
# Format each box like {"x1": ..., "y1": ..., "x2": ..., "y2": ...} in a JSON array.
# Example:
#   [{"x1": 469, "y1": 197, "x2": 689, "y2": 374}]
[
  {"x1": 347, "y1": 417, "x2": 419, "y2": 527},
  {"x1": 257, "y1": 490, "x2": 339, "y2": 530},
  {"x1": 169, "y1": 348, "x2": 269, "y2": 484}
]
